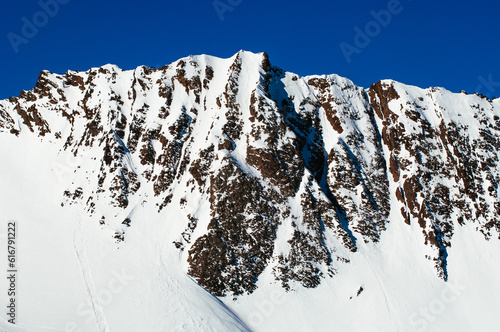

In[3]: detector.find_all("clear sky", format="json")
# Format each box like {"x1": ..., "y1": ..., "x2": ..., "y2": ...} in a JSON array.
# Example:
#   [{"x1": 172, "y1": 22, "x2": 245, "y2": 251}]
[{"x1": 1, "y1": 0, "x2": 499, "y2": 99}]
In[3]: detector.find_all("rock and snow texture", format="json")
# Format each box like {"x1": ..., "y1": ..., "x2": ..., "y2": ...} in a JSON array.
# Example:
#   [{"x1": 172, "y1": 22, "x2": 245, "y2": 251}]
[{"x1": 0, "y1": 51, "x2": 499, "y2": 331}]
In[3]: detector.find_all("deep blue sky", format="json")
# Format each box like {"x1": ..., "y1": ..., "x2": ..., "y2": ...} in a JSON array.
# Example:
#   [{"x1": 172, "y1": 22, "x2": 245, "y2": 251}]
[{"x1": 1, "y1": 0, "x2": 499, "y2": 99}]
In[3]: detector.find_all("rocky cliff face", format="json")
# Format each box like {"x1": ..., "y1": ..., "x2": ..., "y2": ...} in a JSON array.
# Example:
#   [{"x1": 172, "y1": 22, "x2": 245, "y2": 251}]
[{"x1": 1, "y1": 51, "x2": 499, "y2": 296}]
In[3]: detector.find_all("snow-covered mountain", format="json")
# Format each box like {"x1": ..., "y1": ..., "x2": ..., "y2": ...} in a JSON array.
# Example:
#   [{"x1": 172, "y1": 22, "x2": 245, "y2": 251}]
[{"x1": 1, "y1": 50, "x2": 499, "y2": 331}]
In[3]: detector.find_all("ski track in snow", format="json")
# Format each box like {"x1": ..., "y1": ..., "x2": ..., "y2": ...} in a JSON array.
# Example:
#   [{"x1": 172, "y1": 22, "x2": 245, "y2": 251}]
[
  {"x1": 156, "y1": 242, "x2": 193, "y2": 330},
  {"x1": 73, "y1": 215, "x2": 111, "y2": 332},
  {"x1": 362, "y1": 251, "x2": 404, "y2": 331}
]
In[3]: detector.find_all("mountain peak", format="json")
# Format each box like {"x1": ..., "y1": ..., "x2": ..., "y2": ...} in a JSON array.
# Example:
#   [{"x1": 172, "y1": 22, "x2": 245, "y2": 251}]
[
  {"x1": 1, "y1": 51, "x2": 500, "y2": 331},
  {"x1": 0, "y1": 51, "x2": 499, "y2": 296}
]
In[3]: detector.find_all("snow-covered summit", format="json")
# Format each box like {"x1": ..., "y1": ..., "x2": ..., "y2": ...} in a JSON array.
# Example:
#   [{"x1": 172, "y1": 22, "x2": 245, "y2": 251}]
[{"x1": 0, "y1": 51, "x2": 499, "y2": 331}]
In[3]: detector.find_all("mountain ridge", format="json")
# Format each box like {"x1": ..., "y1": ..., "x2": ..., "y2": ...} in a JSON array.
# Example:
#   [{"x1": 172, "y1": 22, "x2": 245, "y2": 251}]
[{"x1": 1, "y1": 50, "x2": 499, "y2": 299}]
